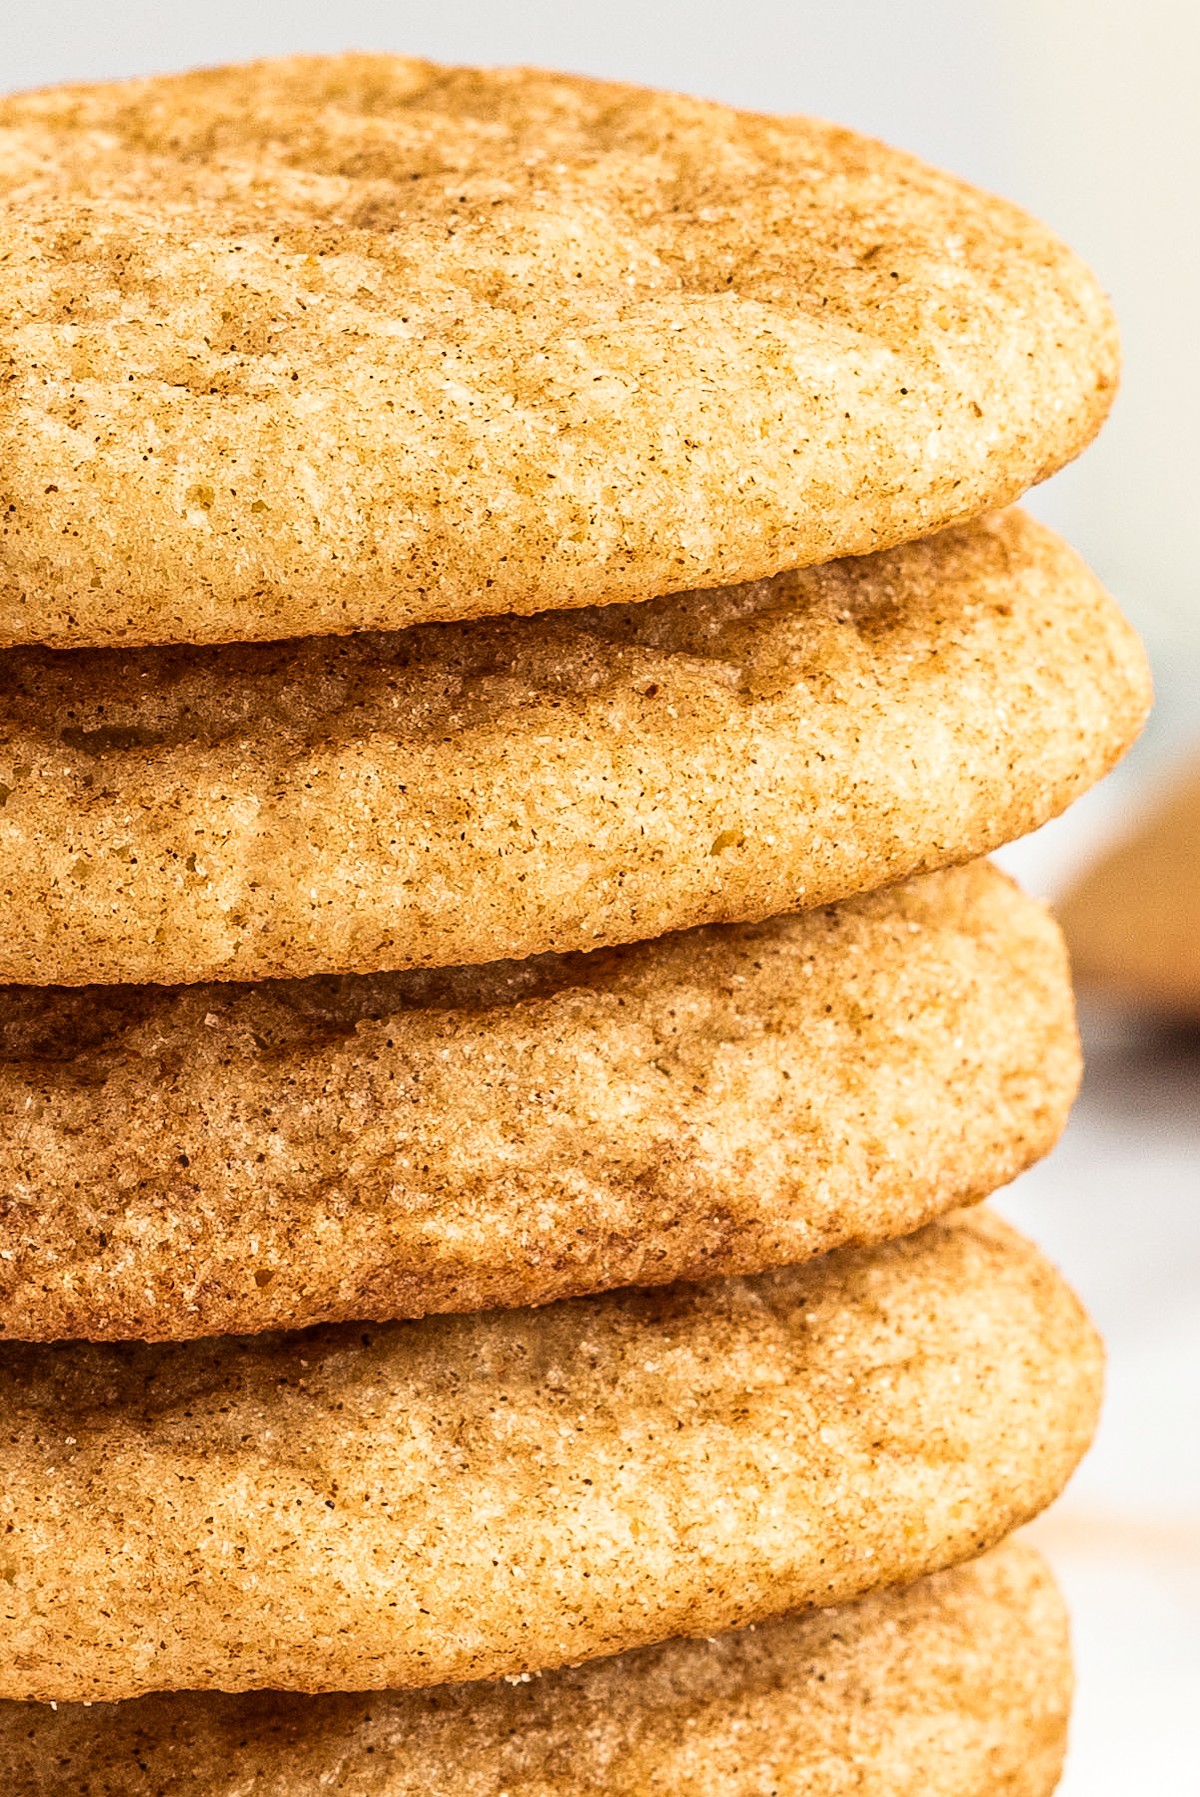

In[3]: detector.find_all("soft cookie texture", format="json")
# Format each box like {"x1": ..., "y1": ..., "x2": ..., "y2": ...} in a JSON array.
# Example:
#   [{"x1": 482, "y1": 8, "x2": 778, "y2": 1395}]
[
  {"x1": 0, "y1": 863, "x2": 1080, "y2": 1341},
  {"x1": 0, "y1": 511, "x2": 1150, "y2": 986},
  {"x1": 0, "y1": 1541, "x2": 1071, "y2": 1796},
  {"x1": 0, "y1": 55, "x2": 1118, "y2": 647},
  {"x1": 1058, "y1": 764, "x2": 1200, "y2": 1016},
  {"x1": 0, "y1": 1210, "x2": 1101, "y2": 1703}
]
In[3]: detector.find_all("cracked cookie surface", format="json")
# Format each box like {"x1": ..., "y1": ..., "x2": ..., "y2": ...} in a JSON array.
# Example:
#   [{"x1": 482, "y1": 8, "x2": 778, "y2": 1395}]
[
  {"x1": 0, "y1": 511, "x2": 1150, "y2": 985},
  {"x1": 0, "y1": 1210, "x2": 1100, "y2": 1703},
  {"x1": 0, "y1": 863, "x2": 1079, "y2": 1340},
  {"x1": 0, "y1": 1542, "x2": 1072, "y2": 1795},
  {"x1": 0, "y1": 54, "x2": 1117, "y2": 646}
]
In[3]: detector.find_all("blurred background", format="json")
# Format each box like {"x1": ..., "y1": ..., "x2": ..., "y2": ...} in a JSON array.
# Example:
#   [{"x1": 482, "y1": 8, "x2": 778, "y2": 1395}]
[{"x1": 5, "y1": 3, "x2": 1199, "y2": 1787}]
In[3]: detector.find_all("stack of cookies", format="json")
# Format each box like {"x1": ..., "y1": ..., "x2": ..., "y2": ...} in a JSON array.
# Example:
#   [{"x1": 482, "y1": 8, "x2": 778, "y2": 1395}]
[{"x1": 0, "y1": 56, "x2": 1151, "y2": 1795}]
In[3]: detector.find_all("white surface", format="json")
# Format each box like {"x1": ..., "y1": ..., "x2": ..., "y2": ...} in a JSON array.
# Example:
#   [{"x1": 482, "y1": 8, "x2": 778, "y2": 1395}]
[
  {"x1": 996, "y1": 741, "x2": 1200, "y2": 1793},
  {"x1": 997, "y1": 1016, "x2": 1200, "y2": 1793}
]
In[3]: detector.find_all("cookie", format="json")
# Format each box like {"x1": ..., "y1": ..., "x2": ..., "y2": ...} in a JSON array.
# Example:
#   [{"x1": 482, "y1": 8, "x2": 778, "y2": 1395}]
[
  {"x1": 0, "y1": 55, "x2": 1118, "y2": 649},
  {"x1": 0, "y1": 510, "x2": 1149, "y2": 987},
  {"x1": 0, "y1": 1209, "x2": 1100, "y2": 1703},
  {"x1": 1057, "y1": 763, "x2": 1200, "y2": 1016},
  {"x1": 0, "y1": 862, "x2": 1079, "y2": 1342},
  {"x1": 0, "y1": 1540, "x2": 1071, "y2": 1796}
]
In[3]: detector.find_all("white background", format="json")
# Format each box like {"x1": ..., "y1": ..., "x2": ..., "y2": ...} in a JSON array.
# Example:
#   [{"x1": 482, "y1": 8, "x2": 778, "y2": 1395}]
[{"x1": 4, "y1": 5, "x2": 1199, "y2": 1789}]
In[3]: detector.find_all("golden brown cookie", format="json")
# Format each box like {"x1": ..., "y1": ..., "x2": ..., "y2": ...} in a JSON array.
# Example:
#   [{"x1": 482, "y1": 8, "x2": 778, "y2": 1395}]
[
  {"x1": 0, "y1": 1540, "x2": 1071, "y2": 1796},
  {"x1": 0, "y1": 55, "x2": 1118, "y2": 649},
  {"x1": 0, "y1": 862, "x2": 1079, "y2": 1342},
  {"x1": 0, "y1": 510, "x2": 1149, "y2": 987},
  {"x1": 1058, "y1": 762, "x2": 1200, "y2": 1016},
  {"x1": 0, "y1": 1210, "x2": 1101, "y2": 1703}
]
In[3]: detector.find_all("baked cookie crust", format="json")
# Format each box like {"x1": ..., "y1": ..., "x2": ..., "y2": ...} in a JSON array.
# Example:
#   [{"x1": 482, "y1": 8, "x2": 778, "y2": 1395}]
[
  {"x1": 0, "y1": 510, "x2": 1149, "y2": 986},
  {"x1": 0, "y1": 55, "x2": 1118, "y2": 648},
  {"x1": 0, "y1": 1541, "x2": 1071, "y2": 1796},
  {"x1": 0, "y1": 1210, "x2": 1100, "y2": 1703},
  {"x1": 0, "y1": 863, "x2": 1079, "y2": 1341}
]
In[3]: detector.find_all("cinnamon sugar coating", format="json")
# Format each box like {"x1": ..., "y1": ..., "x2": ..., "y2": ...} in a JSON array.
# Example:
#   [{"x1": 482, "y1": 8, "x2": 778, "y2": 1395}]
[
  {"x1": 0, "y1": 55, "x2": 1117, "y2": 646},
  {"x1": 0, "y1": 1211, "x2": 1100, "y2": 1703},
  {"x1": 0, "y1": 511, "x2": 1149, "y2": 986},
  {"x1": 0, "y1": 1542, "x2": 1071, "y2": 1795},
  {"x1": 0, "y1": 863, "x2": 1079, "y2": 1341}
]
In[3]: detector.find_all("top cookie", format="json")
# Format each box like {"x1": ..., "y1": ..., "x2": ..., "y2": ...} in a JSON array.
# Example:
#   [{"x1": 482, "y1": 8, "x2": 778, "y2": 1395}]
[
  {"x1": 0, "y1": 55, "x2": 1117, "y2": 648},
  {"x1": 1057, "y1": 765, "x2": 1200, "y2": 1016}
]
